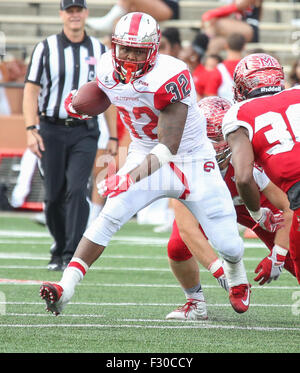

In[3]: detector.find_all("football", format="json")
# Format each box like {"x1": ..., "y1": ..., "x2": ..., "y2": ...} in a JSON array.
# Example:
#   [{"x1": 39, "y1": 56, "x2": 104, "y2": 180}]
[{"x1": 72, "y1": 80, "x2": 111, "y2": 116}]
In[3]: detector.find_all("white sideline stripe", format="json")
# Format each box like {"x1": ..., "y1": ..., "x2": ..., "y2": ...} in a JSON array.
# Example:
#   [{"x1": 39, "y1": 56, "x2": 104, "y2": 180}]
[
  {"x1": 0, "y1": 231, "x2": 168, "y2": 245},
  {"x1": 0, "y1": 239, "x2": 266, "y2": 249},
  {"x1": 6, "y1": 313, "x2": 106, "y2": 318},
  {"x1": 0, "y1": 230, "x2": 50, "y2": 238},
  {"x1": 0, "y1": 252, "x2": 269, "y2": 261},
  {"x1": 5, "y1": 314, "x2": 300, "y2": 333},
  {"x1": 0, "y1": 264, "x2": 287, "y2": 273},
  {"x1": 0, "y1": 322, "x2": 298, "y2": 332},
  {"x1": 0, "y1": 252, "x2": 172, "y2": 260},
  {"x1": 0, "y1": 230, "x2": 267, "y2": 248},
  {"x1": 0, "y1": 301, "x2": 294, "y2": 307},
  {"x1": 0, "y1": 240, "x2": 51, "y2": 245},
  {"x1": 0, "y1": 265, "x2": 168, "y2": 271},
  {"x1": 0, "y1": 278, "x2": 297, "y2": 290}
]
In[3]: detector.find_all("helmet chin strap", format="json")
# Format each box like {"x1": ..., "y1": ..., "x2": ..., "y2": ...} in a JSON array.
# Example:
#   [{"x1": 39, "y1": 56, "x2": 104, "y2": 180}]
[{"x1": 122, "y1": 62, "x2": 138, "y2": 83}]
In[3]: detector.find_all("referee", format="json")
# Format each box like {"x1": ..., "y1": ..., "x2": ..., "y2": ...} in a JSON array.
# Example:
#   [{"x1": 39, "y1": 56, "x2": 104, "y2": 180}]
[{"x1": 23, "y1": 0, "x2": 115, "y2": 271}]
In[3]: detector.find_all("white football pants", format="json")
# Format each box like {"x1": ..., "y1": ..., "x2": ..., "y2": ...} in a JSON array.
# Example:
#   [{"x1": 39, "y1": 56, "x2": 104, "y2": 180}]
[{"x1": 84, "y1": 150, "x2": 244, "y2": 263}]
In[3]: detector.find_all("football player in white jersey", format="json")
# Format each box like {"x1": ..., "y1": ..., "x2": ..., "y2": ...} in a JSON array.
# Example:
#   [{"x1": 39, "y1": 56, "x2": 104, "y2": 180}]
[{"x1": 40, "y1": 12, "x2": 250, "y2": 316}]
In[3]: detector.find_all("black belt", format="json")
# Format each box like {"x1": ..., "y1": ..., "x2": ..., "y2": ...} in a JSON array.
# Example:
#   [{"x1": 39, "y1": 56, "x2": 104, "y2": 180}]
[{"x1": 40, "y1": 115, "x2": 86, "y2": 127}]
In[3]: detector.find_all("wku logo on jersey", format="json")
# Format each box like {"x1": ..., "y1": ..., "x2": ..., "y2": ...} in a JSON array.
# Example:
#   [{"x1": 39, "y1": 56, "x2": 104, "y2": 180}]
[{"x1": 204, "y1": 161, "x2": 215, "y2": 172}]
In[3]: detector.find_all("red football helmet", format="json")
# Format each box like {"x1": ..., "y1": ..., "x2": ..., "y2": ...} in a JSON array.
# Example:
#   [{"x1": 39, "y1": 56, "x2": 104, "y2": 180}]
[
  {"x1": 233, "y1": 53, "x2": 285, "y2": 102},
  {"x1": 198, "y1": 96, "x2": 232, "y2": 165},
  {"x1": 112, "y1": 12, "x2": 161, "y2": 83}
]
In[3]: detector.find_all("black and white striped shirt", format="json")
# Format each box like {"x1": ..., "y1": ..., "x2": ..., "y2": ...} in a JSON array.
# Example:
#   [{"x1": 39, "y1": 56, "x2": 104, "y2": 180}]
[{"x1": 25, "y1": 31, "x2": 106, "y2": 119}]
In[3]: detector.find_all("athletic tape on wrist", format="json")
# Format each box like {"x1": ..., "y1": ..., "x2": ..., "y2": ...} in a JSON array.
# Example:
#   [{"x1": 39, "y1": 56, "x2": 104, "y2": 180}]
[
  {"x1": 273, "y1": 245, "x2": 288, "y2": 257},
  {"x1": 149, "y1": 143, "x2": 173, "y2": 167},
  {"x1": 248, "y1": 208, "x2": 263, "y2": 221}
]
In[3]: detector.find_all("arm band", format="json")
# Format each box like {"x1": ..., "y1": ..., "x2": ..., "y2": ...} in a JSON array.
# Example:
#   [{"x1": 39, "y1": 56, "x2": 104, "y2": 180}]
[
  {"x1": 272, "y1": 245, "x2": 288, "y2": 258},
  {"x1": 109, "y1": 136, "x2": 119, "y2": 142},
  {"x1": 149, "y1": 143, "x2": 173, "y2": 167},
  {"x1": 248, "y1": 208, "x2": 263, "y2": 221}
]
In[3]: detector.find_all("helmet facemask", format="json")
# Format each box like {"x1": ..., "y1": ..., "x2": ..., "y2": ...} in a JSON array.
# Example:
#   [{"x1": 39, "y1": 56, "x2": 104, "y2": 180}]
[
  {"x1": 211, "y1": 138, "x2": 232, "y2": 166},
  {"x1": 113, "y1": 43, "x2": 157, "y2": 83}
]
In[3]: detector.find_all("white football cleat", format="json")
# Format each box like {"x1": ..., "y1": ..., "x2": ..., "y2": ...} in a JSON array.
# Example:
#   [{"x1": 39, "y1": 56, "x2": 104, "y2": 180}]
[
  {"x1": 166, "y1": 299, "x2": 208, "y2": 320},
  {"x1": 39, "y1": 282, "x2": 71, "y2": 316}
]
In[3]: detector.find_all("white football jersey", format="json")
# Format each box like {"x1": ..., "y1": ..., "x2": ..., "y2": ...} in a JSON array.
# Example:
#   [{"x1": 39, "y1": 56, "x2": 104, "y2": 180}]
[{"x1": 96, "y1": 51, "x2": 215, "y2": 160}]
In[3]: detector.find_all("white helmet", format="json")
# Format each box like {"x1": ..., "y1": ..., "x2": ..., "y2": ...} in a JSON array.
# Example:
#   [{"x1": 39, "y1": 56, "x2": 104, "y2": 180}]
[{"x1": 112, "y1": 12, "x2": 161, "y2": 83}]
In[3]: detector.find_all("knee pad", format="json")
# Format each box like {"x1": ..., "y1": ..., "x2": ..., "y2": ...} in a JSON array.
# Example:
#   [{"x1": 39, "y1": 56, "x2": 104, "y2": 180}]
[
  {"x1": 218, "y1": 236, "x2": 244, "y2": 263},
  {"x1": 84, "y1": 211, "x2": 121, "y2": 247},
  {"x1": 167, "y1": 237, "x2": 193, "y2": 261}
]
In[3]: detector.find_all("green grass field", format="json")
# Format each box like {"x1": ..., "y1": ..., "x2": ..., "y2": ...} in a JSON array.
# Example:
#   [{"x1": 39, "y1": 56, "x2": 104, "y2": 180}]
[{"x1": 0, "y1": 213, "x2": 299, "y2": 355}]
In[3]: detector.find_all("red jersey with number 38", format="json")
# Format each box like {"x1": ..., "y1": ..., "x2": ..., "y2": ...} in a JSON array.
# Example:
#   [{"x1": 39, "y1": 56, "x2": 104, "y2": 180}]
[
  {"x1": 222, "y1": 86, "x2": 300, "y2": 193},
  {"x1": 95, "y1": 50, "x2": 215, "y2": 159}
]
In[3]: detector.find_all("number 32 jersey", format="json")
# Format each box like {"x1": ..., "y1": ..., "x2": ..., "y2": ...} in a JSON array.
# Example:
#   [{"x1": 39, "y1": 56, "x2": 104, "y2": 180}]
[
  {"x1": 222, "y1": 86, "x2": 300, "y2": 193},
  {"x1": 96, "y1": 51, "x2": 215, "y2": 159}
]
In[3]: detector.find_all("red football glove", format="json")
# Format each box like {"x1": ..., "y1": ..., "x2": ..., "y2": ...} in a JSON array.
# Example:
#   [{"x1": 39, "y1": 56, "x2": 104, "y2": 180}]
[
  {"x1": 251, "y1": 208, "x2": 284, "y2": 233},
  {"x1": 97, "y1": 174, "x2": 134, "y2": 198},
  {"x1": 254, "y1": 246, "x2": 288, "y2": 285},
  {"x1": 64, "y1": 90, "x2": 91, "y2": 120}
]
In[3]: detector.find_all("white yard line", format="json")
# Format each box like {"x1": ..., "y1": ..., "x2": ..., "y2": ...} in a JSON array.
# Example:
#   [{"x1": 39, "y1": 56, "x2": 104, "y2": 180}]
[
  {"x1": 0, "y1": 301, "x2": 295, "y2": 307},
  {"x1": 0, "y1": 249, "x2": 263, "y2": 261},
  {"x1": 0, "y1": 230, "x2": 267, "y2": 248},
  {"x1": 0, "y1": 265, "x2": 170, "y2": 271},
  {"x1": 0, "y1": 278, "x2": 297, "y2": 290},
  {"x1": 0, "y1": 264, "x2": 292, "y2": 274},
  {"x1": 0, "y1": 252, "x2": 267, "y2": 261},
  {"x1": 0, "y1": 322, "x2": 298, "y2": 332},
  {"x1": 0, "y1": 231, "x2": 50, "y2": 238},
  {"x1": 0, "y1": 264, "x2": 293, "y2": 276},
  {"x1": 0, "y1": 231, "x2": 168, "y2": 245},
  {"x1": 0, "y1": 240, "x2": 51, "y2": 245}
]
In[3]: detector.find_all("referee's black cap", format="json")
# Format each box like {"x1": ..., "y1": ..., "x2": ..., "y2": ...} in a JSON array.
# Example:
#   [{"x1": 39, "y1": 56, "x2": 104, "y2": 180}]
[{"x1": 60, "y1": 0, "x2": 87, "y2": 10}]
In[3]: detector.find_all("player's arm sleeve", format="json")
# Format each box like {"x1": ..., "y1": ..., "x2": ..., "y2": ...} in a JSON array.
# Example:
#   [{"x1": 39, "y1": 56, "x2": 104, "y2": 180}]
[
  {"x1": 25, "y1": 41, "x2": 45, "y2": 87},
  {"x1": 153, "y1": 69, "x2": 192, "y2": 110},
  {"x1": 222, "y1": 105, "x2": 254, "y2": 141},
  {"x1": 252, "y1": 165, "x2": 271, "y2": 191}
]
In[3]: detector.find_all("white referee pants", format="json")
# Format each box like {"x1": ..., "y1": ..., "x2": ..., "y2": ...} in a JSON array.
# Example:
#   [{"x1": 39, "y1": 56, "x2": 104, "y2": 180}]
[{"x1": 84, "y1": 150, "x2": 244, "y2": 263}]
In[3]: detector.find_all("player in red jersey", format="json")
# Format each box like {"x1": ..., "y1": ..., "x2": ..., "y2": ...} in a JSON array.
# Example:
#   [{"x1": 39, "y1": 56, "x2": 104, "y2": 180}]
[
  {"x1": 165, "y1": 96, "x2": 295, "y2": 320},
  {"x1": 222, "y1": 53, "x2": 300, "y2": 284}
]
